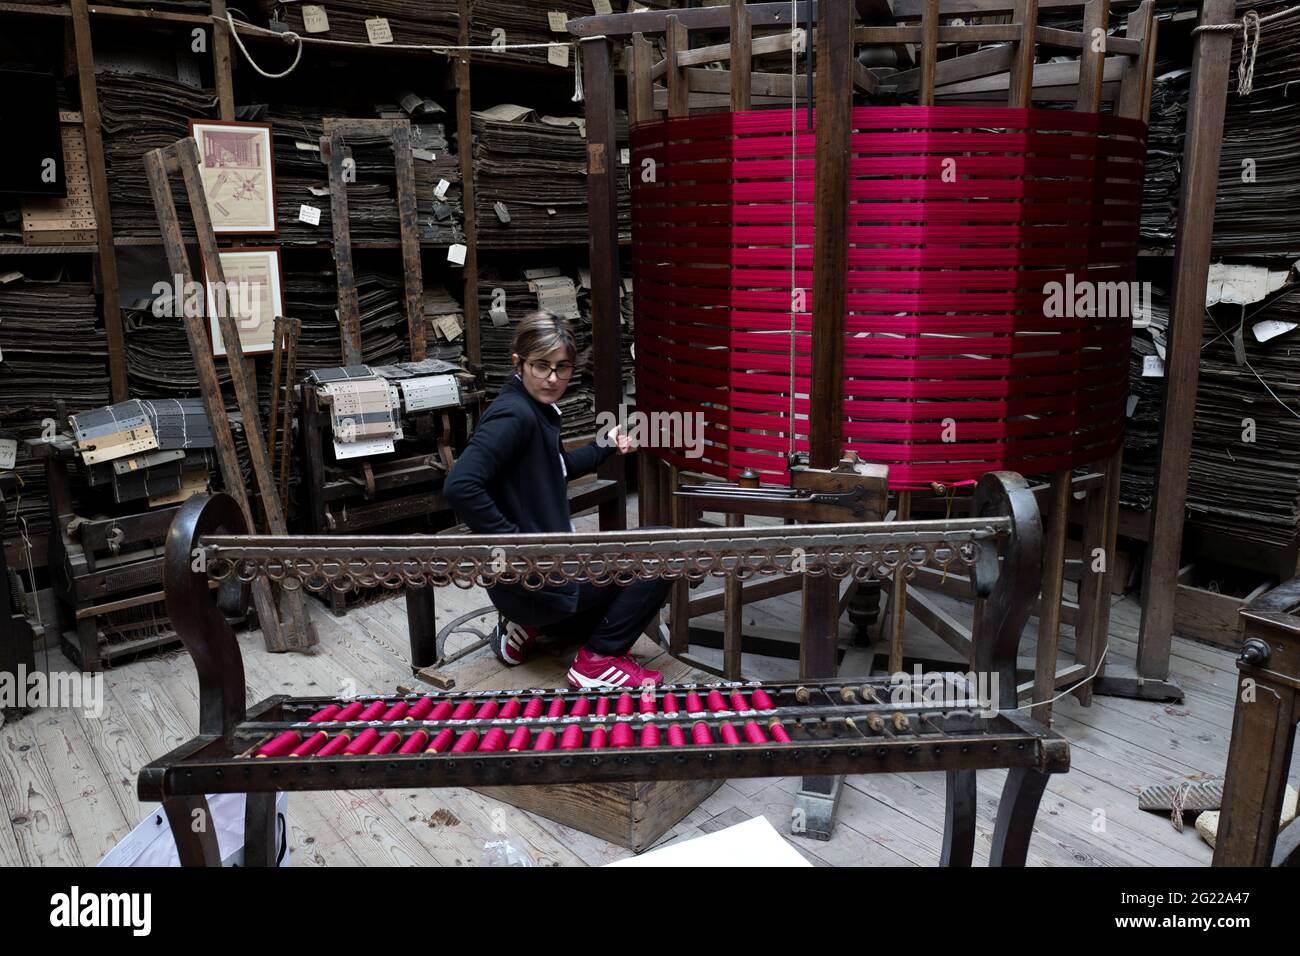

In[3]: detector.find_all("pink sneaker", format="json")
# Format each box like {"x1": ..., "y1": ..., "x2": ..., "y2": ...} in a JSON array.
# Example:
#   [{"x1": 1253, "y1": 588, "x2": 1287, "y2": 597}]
[
  {"x1": 566, "y1": 648, "x2": 663, "y2": 689},
  {"x1": 492, "y1": 618, "x2": 542, "y2": 667}
]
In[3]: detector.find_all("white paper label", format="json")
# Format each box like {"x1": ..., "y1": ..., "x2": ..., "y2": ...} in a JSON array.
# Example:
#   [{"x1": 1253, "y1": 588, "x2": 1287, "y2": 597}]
[
  {"x1": 489, "y1": 303, "x2": 509, "y2": 327},
  {"x1": 1141, "y1": 355, "x2": 1164, "y2": 378},
  {"x1": 548, "y1": 43, "x2": 570, "y2": 68},
  {"x1": 366, "y1": 17, "x2": 393, "y2": 44},
  {"x1": 434, "y1": 178, "x2": 451, "y2": 200},
  {"x1": 548, "y1": 10, "x2": 569, "y2": 30},
  {"x1": 1125, "y1": 395, "x2": 1139, "y2": 418},
  {"x1": 0, "y1": 270, "x2": 22, "y2": 284},
  {"x1": 0, "y1": 439, "x2": 16, "y2": 470},
  {"x1": 298, "y1": 204, "x2": 322, "y2": 226},
  {"x1": 400, "y1": 375, "x2": 460, "y2": 411},
  {"x1": 435, "y1": 315, "x2": 463, "y2": 341},
  {"x1": 334, "y1": 435, "x2": 395, "y2": 460},
  {"x1": 307, "y1": 184, "x2": 330, "y2": 197},
  {"x1": 447, "y1": 243, "x2": 467, "y2": 266},
  {"x1": 593, "y1": 0, "x2": 613, "y2": 13},
  {"x1": 301, "y1": 4, "x2": 330, "y2": 33},
  {"x1": 295, "y1": 140, "x2": 321, "y2": 152},
  {"x1": 412, "y1": 148, "x2": 437, "y2": 162},
  {"x1": 1252, "y1": 319, "x2": 1299, "y2": 343},
  {"x1": 619, "y1": 148, "x2": 630, "y2": 165}
]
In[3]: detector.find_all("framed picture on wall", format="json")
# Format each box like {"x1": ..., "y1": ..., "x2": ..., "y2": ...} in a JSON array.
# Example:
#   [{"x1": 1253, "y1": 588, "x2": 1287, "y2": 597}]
[
  {"x1": 203, "y1": 247, "x2": 284, "y2": 358},
  {"x1": 189, "y1": 120, "x2": 277, "y2": 234}
]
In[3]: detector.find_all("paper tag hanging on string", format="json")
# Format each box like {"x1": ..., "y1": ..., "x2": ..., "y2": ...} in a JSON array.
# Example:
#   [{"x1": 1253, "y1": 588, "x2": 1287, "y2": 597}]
[
  {"x1": 619, "y1": 148, "x2": 630, "y2": 165},
  {"x1": 493, "y1": 201, "x2": 511, "y2": 224},
  {"x1": 298, "y1": 204, "x2": 322, "y2": 226},
  {"x1": 412, "y1": 148, "x2": 436, "y2": 162},
  {"x1": 436, "y1": 314, "x2": 463, "y2": 341},
  {"x1": 0, "y1": 439, "x2": 16, "y2": 470},
  {"x1": 1141, "y1": 355, "x2": 1164, "y2": 378},
  {"x1": 307, "y1": 184, "x2": 330, "y2": 197},
  {"x1": 1125, "y1": 395, "x2": 1139, "y2": 418},
  {"x1": 593, "y1": 0, "x2": 613, "y2": 12},
  {"x1": 447, "y1": 243, "x2": 467, "y2": 266},
  {"x1": 301, "y1": 4, "x2": 330, "y2": 33},
  {"x1": 489, "y1": 301, "x2": 509, "y2": 328},
  {"x1": 548, "y1": 10, "x2": 569, "y2": 30},
  {"x1": 366, "y1": 17, "x2": 393, "y2": 44},
  {"x1": 0, "y1": 270, "x2": 22, "y2": 284},
  {"x1": 434, "y1": 179, "x2": 451, "y2": 200},
  {"x1": 1231, "y1": 322, "x2": 1248, "y2": 366},
  {"x1": 548, "y1": 43, "x2": 570, "y2": 68}
]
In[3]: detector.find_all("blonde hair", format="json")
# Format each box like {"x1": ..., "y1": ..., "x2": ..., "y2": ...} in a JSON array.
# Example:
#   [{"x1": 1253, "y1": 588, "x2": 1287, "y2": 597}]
[{"x1": 512, "y1": 311, "x2": 576, "y2": 367}]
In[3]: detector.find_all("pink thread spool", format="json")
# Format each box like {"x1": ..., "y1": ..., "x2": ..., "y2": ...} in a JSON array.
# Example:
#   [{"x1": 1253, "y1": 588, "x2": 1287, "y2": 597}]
[
  {"x1": 768, "y1": 719, "x2": 791, "y2": 743},
  {"x1": 751, "y1": 688, "x2": 775, "y2": 710},
  {"x1": 373, "y1": 732, "x2": 402, "y2": 755},
  {"x1": 474, "y1": 700, "x2": 500, "y2": 721},
  {"x1": 428, "y1": 700, "x2": 455, "y2": 721},
  {"x1": 559, "y1": 725, "x2": 584, "y2": 750},
  {"x1": 743, "y1": 720, "x2": 768, "y2": 744},
  {"x1": 691, "y1": 722, "x2": 714, "y2": 745},
  {"x1": 450, "y1": 701, "x2": 477, "y2": 721},
  {"x1": 707, "y1": 690, "x2": 728, "y2": 713},
  {"x1": 334, "y1": 701, "x2": 365, "y2": 722},
  {"x1": 345, "y1": 728, "x2": 382, "y2": 755},
  {"x1": 685, "y1": 692, "x2": 705, "y2": 715},
  {"x1": 406, "y1": 698, "x2": 435, "y2": 721},
  {"x1": 639, "y1": 690, "x2": 657, "y2": 715},
  {"x1": 533, "y1": 729, "x2": 557, "y2": 751},
  {"x1": 569, "y1": 697, "x2": 591, "y2": 717},
  {"x1": 719, "y1": 723, "x2": 741, "y2": 746},
  {"x1": 615, "y1": 693, "x2": 634, "y2": 716},
  {"x1": 399, "y1": 731, "x2": 429, "y2": 754},
  {"x1": 547, "y1": 695, "x2": 567, "y2": 718},
  {"x1": 640, "y1": 724, "x2": 661, "y2": 748},
  {"x1": 522, "y1": 697, "x2": 545, "y2": 719},
  {"x1": 499, "y1": 698, "x2": 522, "y2": 719},
  {"x1": 507, "y1": 727, "x2": 532, "y2": 752},
  {"x1": 451, "y1": 730, "x2": 480, "y2": 753},
  {"x1": 357, "y1": 701, "x2": 387, "y2": 722},
  {"x1": 291, "y1": 731, "x2": 329, "y2": 757},
  {"x1": 478, "y1": 728, "x2": 508, "y2": 752},
  {"x1": 257, "y1": 731, "x2": 301, "y2": 758},
  {"x1": 381, "y1": 701, "x2": 410, "y2": 721},
  {"x1": 595, "y1": 696, "x2": 611, "y2": 717},
  {"x1": 318, "y1": 734, "x2": 352, "y2": 756},
  {"x1": 662, "y1": 693, "x2": 680, "y2": 715},
  {"x1": 426, "y1": 729, "x2": 455, "y2": 753},
  {"x1": 589, "y1": 727, "x2": 608, "y2": 749},
  {"x1": 308, "y1": 704, "x2": 341, "y2": 722},
  {"x1": 730, "y1": 691, "x2": 749, "y2": 712},
  {"x1": 611, "y1": 723, "x2": 635, "y2": 748},
  {"x1": 666, "y1": 724, "x2": 687, "y2": 747}
]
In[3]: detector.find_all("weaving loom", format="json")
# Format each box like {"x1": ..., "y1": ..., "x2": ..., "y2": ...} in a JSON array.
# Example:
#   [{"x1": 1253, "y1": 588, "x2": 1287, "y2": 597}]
[{"x1": 141, "y1": 471, "x2": 1064, "y2": 866}]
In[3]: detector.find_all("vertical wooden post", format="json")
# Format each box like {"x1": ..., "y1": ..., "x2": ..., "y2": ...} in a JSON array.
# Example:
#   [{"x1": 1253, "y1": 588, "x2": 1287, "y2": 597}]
[
  {"x1": 1077, "y1": 0, "x2": 1110, "y2": 113},
  {"x1": 918, "y1": 0, "x2": 940, "y2": 106},
  {"x1": 730, "y1": 0, "x2": 753, "y2": 113},
  {"x1": 723, "y1": 511, "x2": 745, "y2": 679},
  {"x1": 70, "y1": 0, "x2": 127, "y2": 402},
  {"x1": 666, "y1": 16, "x2": 691, "y2": 118},
  {"x1": 581, "y1": 36, "x2": 629, "y2": 533},
  {"x1": 1137, "y1": 0, "x2": 1235, "y2": 682},
  {"x1": 320, "y1": 133, "x2": 362, "y2": 365},
  {"x1": 1008, "y1": 0, "x2": 1039, "y2": 109},
  {"x1": 390, "y1": 122, "x2": 428, "y2": 362},
  {"x1": 668, "y1": 464, "x2": 690, "y2": 653},
  {"x1": 210, "y1": 0, "x2": 236, "y2": 120},
  {"x1": 456, "y1": 0, "x2": 481, "y2": 367}
]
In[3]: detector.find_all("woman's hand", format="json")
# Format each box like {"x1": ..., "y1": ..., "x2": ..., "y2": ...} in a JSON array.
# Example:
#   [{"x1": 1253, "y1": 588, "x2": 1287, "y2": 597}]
[{"x1": 607, "y1": 424, "x2": 637, "y2": 455}]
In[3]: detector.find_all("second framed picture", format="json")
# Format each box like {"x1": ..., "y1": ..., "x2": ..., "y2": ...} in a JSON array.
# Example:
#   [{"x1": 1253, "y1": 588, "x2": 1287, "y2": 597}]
[
  {"x1": 203, "y1": 247, "x2": 284, "y2": 358},
  {"x1": 189, "y1": 119, "x2": 277, "y2": 234}
]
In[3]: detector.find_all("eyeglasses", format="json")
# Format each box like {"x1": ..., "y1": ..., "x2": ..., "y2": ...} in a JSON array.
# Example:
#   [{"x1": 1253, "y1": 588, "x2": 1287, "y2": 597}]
[{"x1": 525, "y1": 360, "x2": 575, "y2": 381}]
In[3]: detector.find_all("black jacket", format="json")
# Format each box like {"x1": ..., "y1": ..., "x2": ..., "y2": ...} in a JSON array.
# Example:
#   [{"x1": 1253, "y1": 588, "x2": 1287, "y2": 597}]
[{"x1": 444, "y1": 373, "x2": 616, "y2": 535}]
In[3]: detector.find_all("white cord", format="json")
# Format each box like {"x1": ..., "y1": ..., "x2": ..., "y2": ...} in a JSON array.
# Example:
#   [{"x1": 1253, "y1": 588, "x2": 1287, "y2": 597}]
[{"x1": 786, "y1": 0, "x2": 798, "y2": 457}]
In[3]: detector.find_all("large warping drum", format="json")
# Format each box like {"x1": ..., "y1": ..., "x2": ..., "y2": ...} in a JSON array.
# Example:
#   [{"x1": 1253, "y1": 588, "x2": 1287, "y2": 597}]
[{"x1": 631, "y1": 105, "x2": 1147, "y2": 487}]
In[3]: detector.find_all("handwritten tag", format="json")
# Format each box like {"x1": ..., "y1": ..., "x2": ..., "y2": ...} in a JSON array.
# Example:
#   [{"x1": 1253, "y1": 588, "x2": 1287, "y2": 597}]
[
  {"x1": 1253, "y1": 318, "x2": 1298, "y2": 343},
  {"x1": 547, "y1": 42, "x2": 569, "y2": 68},
  {"x1": 619, "y1": 147, "x2": 629, "y2": 165},
  {"x1": 301, "y1": 4, "x2": 330, "y2": 33},
  {"x1": 436, "y1": 315, "x2": 463, "y2": 341},
  {"x1": 447, "y1": 243, "x2": 467, "y2": 266},
  {"x1": 366, "y1": 17, "x2": 393, "y2": 44},
  {"x1": 434, "y1": 178, "x2": 450, "y2": 200},
  {"x1": 298, "y1": 204, "x2": 322, "y2": 226},
  {"x1": 0, "y1": 439, "x2": 15, "y2": 470},
  {"x1": 548, "y1": 10, "x2": 568, "y2": 30},
  {"x1": 593, "y1": 0, "x2": 613, "y2": 13},
  {"x1": 1141, "y1": 355, "x2": 1164, "y2": 378}
]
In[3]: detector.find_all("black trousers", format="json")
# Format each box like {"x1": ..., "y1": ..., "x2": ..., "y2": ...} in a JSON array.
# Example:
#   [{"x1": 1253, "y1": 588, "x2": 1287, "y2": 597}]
[{"x1": 487, "y1": 575, "x2": 672, "y2": 658}]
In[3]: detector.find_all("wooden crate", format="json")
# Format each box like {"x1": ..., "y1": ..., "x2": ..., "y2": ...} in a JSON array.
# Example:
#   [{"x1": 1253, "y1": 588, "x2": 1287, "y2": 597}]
[
  {"x1": 1174, "y1": 563, "x2": 1274, "y2": 650},
  {"x1": 479, "y1": 777, "x2": 723, "y2": 853}
]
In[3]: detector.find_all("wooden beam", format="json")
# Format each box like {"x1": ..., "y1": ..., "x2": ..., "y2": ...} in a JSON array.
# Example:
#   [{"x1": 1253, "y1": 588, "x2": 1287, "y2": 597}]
[
  {"x1": 1117, "y1": 0, "x2": 1157, "y2": 122},
  {"x1": 919, "y1": 0, "x2": 940, "y2": 104},
  {"x1": 930, "y1": 54, "x2": 1125, "y2": 96},
  {"x1": 665, "y1": 16, "x2": 691, "y2": 117},
  {"x1": 895, "y1": 0, "x2": 1153, "y2": 14},
  {"x1": 886, "y1": 42, "x2": 1015, "y2": 95},
  {"x1": 856, "y1": 24, "x2": 1022, "y2": 43},
  {"x1": 1137, "y1": 0, "x2": 1236, "y2": 683},
  {"x1": 676, "y1": 26, "x2": 791, "y2": 69},
  {"x1": 730, "y1": 0, "x2": 753, "y2": 113},
  {"x1": 70, "y1": 0, "x2": 127, "y2": 402},
  {"x1": 455, "y1": 0, "x2": 480, "y2": 367},
  {"x1": 1077, "y1": 0, "x2": 1111, "y2": 113},
  {"x1": 629, "y1": 34, "x2": 655, "y2": 125},
  {"x1": 1008, "y1": 0, "x2": 1038, "y2": 108},
  {"x1": 209, "y1": 0, "x2": 235, "y2": 119},
  {"x1": 569, "y1": 1, "x2": 815, "y2": 38}
]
